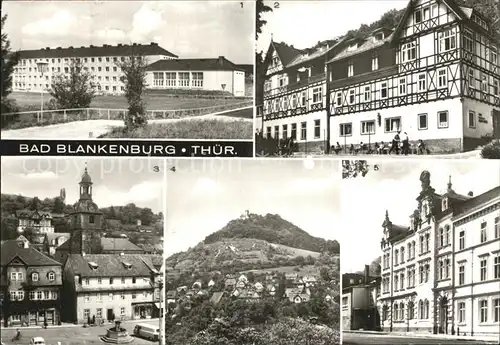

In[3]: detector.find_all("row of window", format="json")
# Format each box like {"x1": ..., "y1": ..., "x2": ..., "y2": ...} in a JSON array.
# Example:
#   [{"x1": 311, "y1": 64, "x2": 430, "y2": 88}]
[
  {"x1": 265, "y1": 87, "x2": 323, "y2": 113},
  {"x1": 83, "y1": 291, "x2": 149, "y2": 302},
  {"x1": 265, "y1": 119, "x2": 322, "y2": 141},
  {"x1": 13, "y1": 82, "x2": 125, "y2": 93},
  {"x1": 152, "y1": 72, "x2": 204, "y2": 87},
  {"x1": 381, "y1": 300, "x2": 430, "y2": 322},
  {"x1": 10, "y1": 271, "x2": 56, "y2": 282},
  {"x1": 382, "y1": 262, "x2": 432, "y2": 293},
  {"x1": 19, "y1": 56, "x2": 129, "y2": 66},
  {"x1": 458, "y1": 299, "x2": 500, "y2": 324},
  {"x1": 81, "y1": 276, "x2": 140, "y2": 285},
  {"x1": 9, "y1": 290, "x2": 58, "y2": 301},
  {"x1": 458, "y1": 255, "x2": 500, "y2": 284},
  {"x1": 15, "y1": 65, "x2": 124, "y2": 74},
  {"x1": 84, "y1": 307, "x2": 126, "y2": 320}
]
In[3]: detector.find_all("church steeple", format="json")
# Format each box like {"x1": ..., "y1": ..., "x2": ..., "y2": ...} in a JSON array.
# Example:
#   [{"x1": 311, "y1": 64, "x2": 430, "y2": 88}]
[
  {"x1": 447, "y1": 175, "x2": 453, "y2": 192},
  {"x1": 79, "y1": 164, "x2": 93, "y2": 201}
]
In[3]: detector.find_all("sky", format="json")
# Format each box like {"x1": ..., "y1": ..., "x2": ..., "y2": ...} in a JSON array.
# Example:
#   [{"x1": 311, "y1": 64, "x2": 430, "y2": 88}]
[
  {"x1": 1, "y1": 157, "x2": 165, "y2": 213},
  {"x1": 165, "y1": 158, "x2": 341, "y2": 257},
  {"x1": 257, "y1": 0, "x2": 408, "y2": 53},
  {"x1": 3, "y1": 0, "x2": 254, "y2": 64},
  {"x1": 340, "y1": 160, "x2": 500, "y2": 274}
]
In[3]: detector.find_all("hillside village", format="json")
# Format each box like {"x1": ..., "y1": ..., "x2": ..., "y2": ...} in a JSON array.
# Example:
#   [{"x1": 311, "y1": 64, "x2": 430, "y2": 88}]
[{"x1": 165, "y1": 212, "x2": 340, "y2": 345}]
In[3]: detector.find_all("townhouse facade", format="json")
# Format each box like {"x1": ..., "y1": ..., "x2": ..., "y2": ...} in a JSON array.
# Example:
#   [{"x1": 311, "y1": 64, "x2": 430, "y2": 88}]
[
  {"x1": 1, "y1": 239, "x2": 63, "y2": 327},
  {"x1": 12, "y1": 42, "x2": 178, "y2": 95},
  {"x1": 377, "y1": 170, "x2": 500, "y2": 337},
  {"x1": 259, "y1": 0, "x2": 500, "y2": 154},
  {"x1": 62, "y1": 254, "x2": 160, "y2": 324}
]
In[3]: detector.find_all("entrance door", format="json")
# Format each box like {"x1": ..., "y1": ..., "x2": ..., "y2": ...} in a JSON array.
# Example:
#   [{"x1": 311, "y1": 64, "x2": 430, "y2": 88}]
[
  {"x1": 29, "y1": 312, "x2": 37, "y2": 325},
  {"x1": 439, "y1": 297, "x2": 448, "y2": 334},
  {"x1": 107, "y1": 309, "x2": 113, "y2": 321},
  {"x1": 46, "y1": 310, "x2": 54, "y2": 324}
]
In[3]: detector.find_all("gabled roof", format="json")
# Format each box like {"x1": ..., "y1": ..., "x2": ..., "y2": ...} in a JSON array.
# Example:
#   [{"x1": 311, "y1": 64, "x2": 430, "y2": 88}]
[
  {"x1": 45, "y1": 232, "x2": 70, "y2": 245},
  {"x1": 18, "y1": 43, "x2": 178, "y2": 59},
  {"x1": 327, "y1": 34, "x2": 392, "y2": 64},
  {"x1": 453, "y1": 186, "x2": 500, "y2": 219},
  {"x1": 15, "y1": 209, "x2": 53, "y2": 219},
  {"x1": 1, "y1": 241, "x2": 62, "y2": 267},
  {"x1": 272, "y1": 41, "x2": 302, "y2": 67},
  {"x1": 146, "y1": 57, "x2": 243, "y2": 72},
  {"x1": 64, "y1": 254, "x2": 155, "y2": 277}
]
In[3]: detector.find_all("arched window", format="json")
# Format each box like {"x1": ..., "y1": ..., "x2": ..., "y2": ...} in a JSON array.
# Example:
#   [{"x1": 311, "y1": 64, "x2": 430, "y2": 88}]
[
  {"x1": 418, "y1": 300, "x2": 424, "y2": 319},
  {"x1": 401, "y1": 247, "x2": 405, "y2": 263},
  {"x1": 407, "y1": 242, "x2": 411, "y2": 260},
  {"x1": 48, "y1": 272, "x2": 55, "y2": 281},
  {"x1": 382, "y1": 305, "x2": 389, "y2": 321},
  {"x1": 408, "y1": 301, "x2": 415, "y2": 320},
  {"x1": 424, "y1": 300, "x2": 430, "y2": 319},
  {"x1": 31, "y1": 272, "x2": 39, "y2": 282},
  {"x1": 399, "y1": 302, "x2": 405, "y2": 320},
  {"x1": 395, "y1": 249, "x2": 399, "y2": 265},
  {"x1": 393, "y1": 303, "x2": 399, "y2": 321}
]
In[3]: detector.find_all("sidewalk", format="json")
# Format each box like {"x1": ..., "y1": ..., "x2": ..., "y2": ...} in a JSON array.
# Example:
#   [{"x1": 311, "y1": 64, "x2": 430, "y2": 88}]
[
  {"x1": 344, "y1": 330, "x2": 500, "y2": 342},
  {"x1": 9, "y1": 317, "x2": 161, "y2": 330}
]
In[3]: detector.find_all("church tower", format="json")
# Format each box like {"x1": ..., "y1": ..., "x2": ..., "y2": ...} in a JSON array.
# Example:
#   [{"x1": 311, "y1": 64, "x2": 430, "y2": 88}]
[{"x1": 67, "y1": 165, "x2": 104, "y2": 254}]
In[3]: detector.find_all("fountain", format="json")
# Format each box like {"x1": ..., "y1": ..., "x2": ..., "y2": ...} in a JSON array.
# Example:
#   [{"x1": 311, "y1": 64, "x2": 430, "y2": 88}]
[{"x1": 100, "y1": 320, "x2": 134, "y2": 343}]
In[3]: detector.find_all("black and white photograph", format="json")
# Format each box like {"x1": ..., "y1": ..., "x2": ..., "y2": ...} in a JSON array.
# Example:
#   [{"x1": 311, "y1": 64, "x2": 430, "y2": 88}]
[
  {"x1": 165, "y1": 159, "x2": 341, "y2": 345},
  {"x1": 1, "y1": 1, "x2": 254, "y2": 140},
  {"x1": 0, "y1": 158, "x2": 165, "y2": 344},
  {"x1": 255, "y1": 0, "x2": 500, "y2": 158},
  {"x1": 339, "y1": 159, "x2": 500, "y2": 345}
]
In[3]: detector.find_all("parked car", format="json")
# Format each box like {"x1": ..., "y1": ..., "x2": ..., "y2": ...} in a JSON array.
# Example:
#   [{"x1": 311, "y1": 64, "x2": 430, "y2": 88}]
[
  {"x1": 133, "y1": 323, "x2": 160, "y2": 341},
  {"x1": 29, "y1": 337, "x2": 45, "y2": 345}
]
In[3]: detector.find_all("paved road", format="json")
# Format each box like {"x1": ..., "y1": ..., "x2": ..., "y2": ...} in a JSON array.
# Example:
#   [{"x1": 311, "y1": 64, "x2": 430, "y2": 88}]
[
  {"x1": 0, "y1": 319, "x2": 159, "y2": 345},
  {"x1": 288, "y1": 150, "x2": 482, "y2": 159},
  {"x1": 217, "y1": 107, "x2": 253, "y2": 119},
  {"x1": 1, "y1": 107, "x2": 252, "y2": 139},
  {"x1": 343, "y1": 332, "x2": 498, "y2": 345}
]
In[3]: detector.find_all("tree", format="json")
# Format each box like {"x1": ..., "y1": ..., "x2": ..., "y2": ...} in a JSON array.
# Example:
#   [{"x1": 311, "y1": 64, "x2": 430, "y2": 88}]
[
  {"x1": 116, "y1": 53, "x2": 148, "y2": 128},
  {"x1": 320, "y1": 267, "x2": 331, "y2": 282},
  {"x1": 29, "y1": 197, "x2": 41, "y2": 211},
  {"x1": 52, "y1": 197, "x2": 65, "y2": 214},
  {"x1": 49, "y1": 60, "x2": 96, "y2": 109},
  {"x1": 139, "y1": 207, "x2": 154, "y2": 225},
  {"x1": 1, "y1": 14, "x2": 20, "y2": 116},
  {"x1": 256, "y1": 0, "x2": 272, "y2": 40}
]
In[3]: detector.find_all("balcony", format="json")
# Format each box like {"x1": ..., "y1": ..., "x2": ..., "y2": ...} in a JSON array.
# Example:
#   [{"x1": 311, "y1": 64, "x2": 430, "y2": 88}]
[{"x1": 264, "y1": 73, "x2": 326, "y2": 98}]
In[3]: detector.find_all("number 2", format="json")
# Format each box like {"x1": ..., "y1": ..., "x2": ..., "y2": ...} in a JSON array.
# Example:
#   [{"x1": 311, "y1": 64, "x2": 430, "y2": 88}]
[{"x1": 274, "y1": 2, "x2": 280, "y2": 8}]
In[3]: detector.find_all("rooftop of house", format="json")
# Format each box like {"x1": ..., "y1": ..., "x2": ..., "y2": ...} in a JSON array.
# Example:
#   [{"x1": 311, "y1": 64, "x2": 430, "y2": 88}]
[
  {"x1": 17, "y1": 42, "x2": 178, "y2": 59},
  {"x1": 146, "y1": 56, "x2": 244, "y2": 72},
  {"x1": 0, "y1": 241, "x2": 62, "y2": 267},
  {"x1": 64, "y1": 254, "x2": 156, "y2": 278}
]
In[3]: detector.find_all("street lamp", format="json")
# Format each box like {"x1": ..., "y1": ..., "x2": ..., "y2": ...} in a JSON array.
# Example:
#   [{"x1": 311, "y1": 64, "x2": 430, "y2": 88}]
[{"x1": 36, "y1": 60, "x2": 49, "y2": 118}]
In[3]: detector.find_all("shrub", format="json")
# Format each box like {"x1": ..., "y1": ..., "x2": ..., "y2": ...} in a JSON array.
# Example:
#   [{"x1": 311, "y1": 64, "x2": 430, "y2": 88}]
[{"x1": 481, "y1": 141, "x2": 500, "y2": 159}]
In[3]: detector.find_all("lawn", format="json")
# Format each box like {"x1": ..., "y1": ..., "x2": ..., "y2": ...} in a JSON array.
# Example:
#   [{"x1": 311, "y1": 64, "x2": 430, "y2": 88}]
[
  {"x1": 100, "y1": 118, "x2": 253, "y2": 139},
  {"x1": 8, "y1": 92, "x2": 249, "y2": 110}
]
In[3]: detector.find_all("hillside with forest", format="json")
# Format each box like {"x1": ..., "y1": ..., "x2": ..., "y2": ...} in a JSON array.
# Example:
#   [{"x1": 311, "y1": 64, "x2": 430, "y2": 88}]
[{"x1": 0, "y1": 193, "x2": 163, "y2": 241}]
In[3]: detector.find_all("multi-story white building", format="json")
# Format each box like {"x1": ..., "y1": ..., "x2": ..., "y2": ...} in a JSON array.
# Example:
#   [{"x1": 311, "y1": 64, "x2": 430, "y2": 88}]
[
  {"x1": 377, "y1": 170, "x2": 500, "y2": 337},
  {"x1": 12, "y1": 42, "x2": 178, "y2": 95},
  {"x1": 62, "y1": 254, "x2": 161, "y2": 324},
  {"x1": 146, "y1": 56, "x2": 247, "y2": 96},
  {"x1": 260, "y1": 0, "x2": 500, "y2": 153}
]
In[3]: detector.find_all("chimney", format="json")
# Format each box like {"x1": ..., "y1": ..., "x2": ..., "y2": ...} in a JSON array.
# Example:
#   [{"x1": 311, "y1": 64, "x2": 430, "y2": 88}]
[
  {"x1": 45, "y1": 47, "x2": 50, "y2": 50},
  {"x1": 218, "y1": 56, "x2": 224, "y2": 66},
  {"x1": 364, "y1": 264, "x2": 370, "y2": 284},
  {"x1": 150, "y1": 42, "x2": 157, "y2": 46},
  {"x1": 468, "y1": 191, "x2": 474, "y2": 197}
]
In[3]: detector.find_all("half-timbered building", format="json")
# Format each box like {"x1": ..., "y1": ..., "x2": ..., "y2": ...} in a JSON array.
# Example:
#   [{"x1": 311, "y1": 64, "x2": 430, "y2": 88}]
[{"x1": 260, "y1": 0, "x2": 500, "y2": 154}]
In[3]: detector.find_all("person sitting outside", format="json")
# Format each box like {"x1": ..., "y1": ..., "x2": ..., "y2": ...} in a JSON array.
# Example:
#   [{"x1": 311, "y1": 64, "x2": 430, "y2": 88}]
[
  {"x1": 417, "y1": 139, "x2": 426, "y2": 155},
  {"x1": 389, "y1": 132, "x2": 401, "y2": 154},
  {"x1": 349, "y1": 144, "x2": 355, "y2": 154}
]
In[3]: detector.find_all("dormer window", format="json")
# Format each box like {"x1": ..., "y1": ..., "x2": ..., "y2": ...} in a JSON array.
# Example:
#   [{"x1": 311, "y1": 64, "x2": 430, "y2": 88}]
[
  {"x1": 442, "y1": 197, "x2": 448, "y2": 211},
  {"x1": 122, "y1": 262, "x2": 132, "y2": 270},
  {"x1": 88, "y1": 262, "x2": 99, "y2": 270},
  {"x1": 348, "y1": 43, "x2": 358, "y2": 51},
  {"x1": 31, "y1": 273, "x2": 39, "y2": 281},
  {"x1": 374, "y1": 33, "x2": 384, "y2": 41},
  {"x1": 48, "y1": 272, "x2": 55, "y2": 281}
]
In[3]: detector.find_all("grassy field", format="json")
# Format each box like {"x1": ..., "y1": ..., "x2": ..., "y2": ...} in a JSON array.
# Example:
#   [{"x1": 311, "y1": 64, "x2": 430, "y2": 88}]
[
  {"x1": 8, "y1": 92, "x2": 249, "y2": 110},
  {"x1": 101, "y1": 118, "x2": 253, "y2": 139}
]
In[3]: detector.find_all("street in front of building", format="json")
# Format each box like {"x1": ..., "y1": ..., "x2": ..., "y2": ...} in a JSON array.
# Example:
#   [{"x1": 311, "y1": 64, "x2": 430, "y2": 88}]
[
  {"x1": 343, "y1": 331, "x2": 499, "y2": 345},
  {"x1": 0, "y1": 319, "x2": 159, "y2": 345}
]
